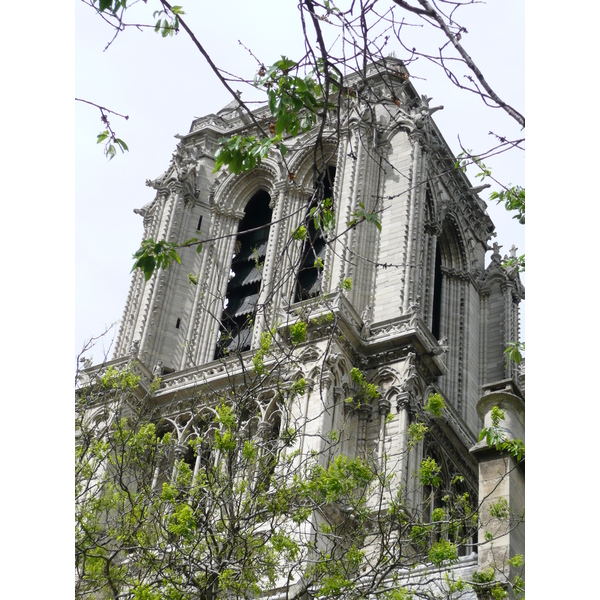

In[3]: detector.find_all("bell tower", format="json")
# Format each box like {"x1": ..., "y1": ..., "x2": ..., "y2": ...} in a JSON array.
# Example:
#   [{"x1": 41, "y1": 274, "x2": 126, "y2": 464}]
[{"x1": 102, "y1": 57, "x2": 523, "y2": 585}]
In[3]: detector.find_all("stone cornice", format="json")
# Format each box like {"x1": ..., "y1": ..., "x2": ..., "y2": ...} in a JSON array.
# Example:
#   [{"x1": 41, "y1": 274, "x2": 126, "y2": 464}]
[
  {"x1": 76, "y1": 356, "x2": 155, "y2": 404},
  {"x1": 278, "y1": 292, "x2": 448, "y2": 381}
]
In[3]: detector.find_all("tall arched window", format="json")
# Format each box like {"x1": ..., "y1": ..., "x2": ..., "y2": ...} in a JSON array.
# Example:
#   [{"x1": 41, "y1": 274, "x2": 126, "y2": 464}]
[
  {"x1": 294, "y1": 166, "x2": 336, "y2": 302},
  {"x1": 215, "y1": 190, "x2": 272, "y2": 358},
  {"x1": 431, "y1": 241, "x2": 443, "y2": 340}
]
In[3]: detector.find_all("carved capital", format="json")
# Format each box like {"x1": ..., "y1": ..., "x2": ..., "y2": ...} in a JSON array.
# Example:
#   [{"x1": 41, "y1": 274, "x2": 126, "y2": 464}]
[
  {"x1": 396, "y1": 391, "x2": 412, "y2": 413},
  {"x1": 378, "y1": 397, "x2": 391, "y2": 416},
  {"x1": 256, "y1": 420, "x2": 272, "y2": 440},
  {"x1": 358, "y1": 402, "x2": 373, "y2": 416},
  {"x1": 173, "y1": 443, "x2": 188, "y2": 460}
]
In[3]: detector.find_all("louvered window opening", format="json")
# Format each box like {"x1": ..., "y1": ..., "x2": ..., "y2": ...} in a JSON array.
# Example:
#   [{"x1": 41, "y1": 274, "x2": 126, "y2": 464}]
[
  {"x1": 294, "y1": 166, "x2": 336, "y2": 302},
  {"x1": 215, "y1": 191, "x2": 273, "y2": 359}
]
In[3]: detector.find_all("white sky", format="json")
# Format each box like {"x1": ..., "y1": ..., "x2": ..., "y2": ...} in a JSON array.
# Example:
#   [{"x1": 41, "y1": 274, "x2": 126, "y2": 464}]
[
  {"x1": 5, "y1": 1, "x2": 598, "y2": 596},
  {"x1": 74, "y1": 0, "x2": 525, "y2": 362}
]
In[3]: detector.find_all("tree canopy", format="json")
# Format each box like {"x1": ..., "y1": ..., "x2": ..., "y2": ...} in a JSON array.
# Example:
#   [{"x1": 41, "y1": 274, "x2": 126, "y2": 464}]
[{"x1": 76, "y1": 359, "x2": 525, "y2": 599}]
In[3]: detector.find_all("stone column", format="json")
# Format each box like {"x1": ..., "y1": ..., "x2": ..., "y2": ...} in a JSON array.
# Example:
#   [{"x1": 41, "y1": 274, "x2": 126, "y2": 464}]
[
  {"x1": 470, "y1": 388, "x2": 525, "y2": 585},
  {"x1": 395, "y1": 392, "x2": 412, "y2": 496},
  {"x1": 252, "y1": 187, "x2": 283, "y2": 349},
  {"x1": 377, "y1": 397, "x2": 391, "y2": 462},
  {"x1": 401, "y1": 132, "x2": 423, "y2": 312}
]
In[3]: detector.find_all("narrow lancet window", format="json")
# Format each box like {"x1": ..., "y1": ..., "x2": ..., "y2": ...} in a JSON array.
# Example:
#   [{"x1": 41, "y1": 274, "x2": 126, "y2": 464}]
[
  {"x1": 431, "y1": 241, "x2": 443, "y2": 340},
  {"x1": 215, "y1": 191, "x2": 272, "y2": 358}
]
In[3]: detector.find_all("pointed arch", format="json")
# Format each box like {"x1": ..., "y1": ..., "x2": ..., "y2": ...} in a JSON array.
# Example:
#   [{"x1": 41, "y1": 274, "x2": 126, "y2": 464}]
[
  {"x1": 211, "y1": 160, "x2": 280, "y2": 214},
  {"x1": 437, "y1": 215, "x2": 469, "y2": 273}
]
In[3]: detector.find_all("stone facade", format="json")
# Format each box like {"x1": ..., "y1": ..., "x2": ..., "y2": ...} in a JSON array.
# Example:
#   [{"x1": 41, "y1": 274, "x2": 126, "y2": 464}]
[{"x1": 93, "y1": 58, "x2": 524, "y2": 596}]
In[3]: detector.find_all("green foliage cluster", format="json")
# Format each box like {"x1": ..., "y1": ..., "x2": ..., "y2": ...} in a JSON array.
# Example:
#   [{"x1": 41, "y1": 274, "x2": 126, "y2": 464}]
[
  {"x1": 309, "y1": 197, "x2": 335, "y2": 234},
  {"x1": 428, "y1": 539, "x2": 458, "y2": 567},
  {"x1": 289, "y1": 378, "x2": 307, "y2": 398},
  {"x1": 407, "y1": 422, "x2": 428, "y2": 449},
  {"x1": 341, "y1": 277, "x2": 352, "y2": 291},
  {"x1": 417, "y1": 456, "x2": 442, "y2": 487},
  {"x1": 307, "y1": 455, "x2": 374, "y2": 505},
  {"x1": 100, "y1": 365, "x2": 141, "y2": 390},
  {"x1": 213, "y1": 57, "x2": 326, "y2": 175},
  {"x1": 470, "y1": 569, "x2": 514, "y2": 600},
  {"x1": 406, "y1": 393, "x2": 447, "y2": 450},
  {"x1": 76, "y1": 374, "x2": 410, "y2": 600},
  {"x1": 504, "y1": 341, "x2": 524, "y2": 366},
  {"x1": 348, "y1": 201, "x2": 382, "y2": 232},
  {"x1": 490, "y1": 186, "x2": 525, "y2": 225},
  {"x1": 384, "y1": 588, "x2": 413, "y2": 600},
  {"x1": 131, "y1": 238, "x2": 182, "y2": 281},
  {"x1": 77, "y1": 356, "x2": 523, "y2": 600},
  {"x1": 252, "y1": 330, "x2": 274, "y2": 375},
  {"x1": 489, "y1": 497, "x2": 509, "y2": 520},
  {"x1": 289, "y1": 321, "x2": 307, "y2": 346},
  {"x1": 94, "y1": 0, "x2": 127, "y2": 15},
  {"x1": 423, "y1": 393, "x2": 445, "y2": 417},
  {"x1": 293, "y1": 225, "x2": 307, "y2": 241},
  {"x1": 257, "y1": 57, "x2": 323, "y2": 139},
  {"x1": 96, "y1": 129, "x2": 128, "y2": 160},
  {"x1": 347, "y1": 367, "x2": 380, "y2": 406},
  {"x1": 471, "y1": 568, "x2": 495, "y2": 584},
  {"x1": 479, "y1": 405, "x2": 525, "y2": 461},
  {"x1": 153, "y1": 5, "x2": 184, "y2": 37},
  {"x1": 213, "y1": 134, "x2": 277, "y2": 175},
  {"x1": 310, "y1": 312, "x2": 335, "y2": 327}
]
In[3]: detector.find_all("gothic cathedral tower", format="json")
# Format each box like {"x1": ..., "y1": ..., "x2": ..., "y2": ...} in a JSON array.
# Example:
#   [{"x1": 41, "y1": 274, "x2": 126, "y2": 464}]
[{"x1": 104, "y1": 58, "x2": 524, "y2": 586}]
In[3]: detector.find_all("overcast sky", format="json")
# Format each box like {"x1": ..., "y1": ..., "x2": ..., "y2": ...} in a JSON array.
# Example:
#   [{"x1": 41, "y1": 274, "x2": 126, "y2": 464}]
[{"x1": 74, "y1": 0, "x2": 526, "y2": 363}]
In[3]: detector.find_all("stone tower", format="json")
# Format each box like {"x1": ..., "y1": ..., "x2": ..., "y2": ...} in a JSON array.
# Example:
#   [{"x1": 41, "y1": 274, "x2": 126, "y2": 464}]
[{"x1": 106, "y1": 58, "x2": 524, "y2": 591}]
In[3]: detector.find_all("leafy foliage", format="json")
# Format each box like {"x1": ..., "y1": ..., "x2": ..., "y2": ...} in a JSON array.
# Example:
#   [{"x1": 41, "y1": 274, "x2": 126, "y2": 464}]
[
  {"x1": 417, "y1": 456, "x2": 442, "y2": 487},
  {"x1": 309, "y1": 197, "x2": 335, "y2": 234},
  {"x1": 256, "y1": 57, "x2": 323, "y2": 138},
  {"x1": 96, "y1": 129, "x2": 129, "y2": 160},
  {"x1": 348, "y1": 202, "x2": 382, "y2": 232},
  {"x1": 504, "y1": 341, "x2": 524, "y2": 366},
  {"x1": 213, "y1": 135, "x2": 276, "y2": 175},
  {"x1": 212, "y1": 57, "x2": 326, "y2": 174},
  {"x1": 289, "y1": 321, "x2": 307, "y2": 346},
  {"x1": 131, "y1": 238, "x2": 182, "y2": 281},
  {"x1": 490, "y1": 186, "x2": 525, "y2": 225},
  {"x1": 345, "y1": 367, "x2": 380, "y2": 408},
  {"x1": 153, "y1": 5, "x2": 184, "y2": 37},
  {"x1": 423, "y1": 393, "x2": 445, "y2": 417},
  {"x1": 479, "y1": 405, "x2": 525, "y2": 461},
  {"x1": 76, "y1": 351, "x2": 520, "y2": 599}
]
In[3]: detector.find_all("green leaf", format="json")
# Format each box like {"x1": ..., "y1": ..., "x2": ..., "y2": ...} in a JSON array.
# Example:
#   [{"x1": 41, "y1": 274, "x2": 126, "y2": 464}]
[
  {"x1": 274, "y1": 56, "x2": 297, "y2": 72},
  {"x1": 114, "y1": 138, "x2": 129, "y2": 152},
  {"x1": 106, "y1": 145, "x2": 117, "y2": 160},
  {"x1": 98, "y1": 0, "x2": 113, "y2": 12},
  {"x1": 268, "y1": 90, "x2": 277, "y2": 115}
]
